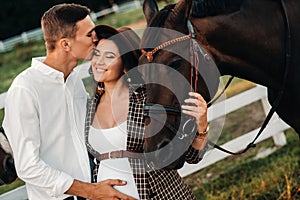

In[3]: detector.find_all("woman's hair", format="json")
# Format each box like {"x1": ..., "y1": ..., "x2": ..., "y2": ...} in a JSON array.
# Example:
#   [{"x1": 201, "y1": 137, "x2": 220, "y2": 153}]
[
  {"x1": 94, "y1": 25, "x2": 140, "y2": 72},
  {"x1": 41, "y1": 3, "x2": 90, "y2": 51},
  {"x1": 92, "y1": 25, "x2": 142, "y2": 95}
]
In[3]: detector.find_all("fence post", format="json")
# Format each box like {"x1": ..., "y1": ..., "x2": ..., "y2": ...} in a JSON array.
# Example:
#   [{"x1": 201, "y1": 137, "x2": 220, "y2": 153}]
[
  {"x1": 21, "y1": 32, "x2": 28, "y2": 43},
  {"x1": 90, "y1": 12, "x2": 97, "y2": 22},
  {"x1": 112, "y1": 3, "x2": 119, "y2": 13},
  {"x1": 134, "y1": 0, "x2": 141, "y2": 8},
  {"x1": 0, "y1": 41, "x2": 5, "y2": 52},
  {"x1": 260, "y1": 97, "x2": 287, "y2": 146}
]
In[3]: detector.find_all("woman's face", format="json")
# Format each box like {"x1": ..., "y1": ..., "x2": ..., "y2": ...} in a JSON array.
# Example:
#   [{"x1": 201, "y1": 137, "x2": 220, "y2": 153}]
[{"x1": 91, "y1": 39, "x2": 123, "y2": 83}]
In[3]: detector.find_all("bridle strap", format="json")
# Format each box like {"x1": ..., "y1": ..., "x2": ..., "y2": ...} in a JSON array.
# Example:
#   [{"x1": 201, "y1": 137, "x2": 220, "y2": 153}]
[
  {"x1": 141, "y1": 35, "x2": 191, "y2": 62},
  {"x1": 207, "y1": 76, "x2": 234, "y2": 107},
  {"x1": 187, "y1": 20, "x2": 235, "y2": 106},
  {"x1": 144, "y1": 104, "x2": 181, "y2": 115},
  {"x1": 144, "y1": 108, "x2": 193, "y2": 139}
]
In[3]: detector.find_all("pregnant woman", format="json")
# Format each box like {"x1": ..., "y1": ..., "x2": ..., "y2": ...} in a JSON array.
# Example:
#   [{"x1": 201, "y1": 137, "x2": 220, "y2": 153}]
[{"x1": 85, "y1": 25, "x2": 209, "y2": 199}]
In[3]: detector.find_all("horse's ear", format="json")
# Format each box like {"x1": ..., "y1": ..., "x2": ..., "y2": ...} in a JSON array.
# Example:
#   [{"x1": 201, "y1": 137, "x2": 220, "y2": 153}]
[
  {"x1": 170, "y1": 0, "x2": 192, "y2": 25},
  {"x1": 143, "y1": 0, "x2": 159, "y2": 25}
]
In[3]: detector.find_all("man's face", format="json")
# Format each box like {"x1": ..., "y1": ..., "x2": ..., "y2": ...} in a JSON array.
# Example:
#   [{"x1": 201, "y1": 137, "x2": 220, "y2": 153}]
[{"x1": 69, "y1": 16, "x2": 96, "y2": 60}]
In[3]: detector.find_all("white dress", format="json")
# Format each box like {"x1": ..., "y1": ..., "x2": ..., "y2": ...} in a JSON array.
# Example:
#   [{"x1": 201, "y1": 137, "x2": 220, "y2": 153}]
[{"x1": 88, "y1": 121, "x2": 140, "y2": 199}]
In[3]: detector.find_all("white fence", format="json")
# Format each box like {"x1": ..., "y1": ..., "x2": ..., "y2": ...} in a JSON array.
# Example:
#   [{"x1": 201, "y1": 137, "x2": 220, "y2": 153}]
[
  {"x1": 0, "y1": 0, "x2": 143, "y2": 53},
  {"x1": 0, "y1": 71, "x2": 290, "y2": 199},
  {"x1": 179, "y1": 84, "x2": 289, "y2": 177}
]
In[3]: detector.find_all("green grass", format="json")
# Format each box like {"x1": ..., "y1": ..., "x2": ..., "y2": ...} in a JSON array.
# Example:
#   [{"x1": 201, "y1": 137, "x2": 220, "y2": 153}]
[
  {"x1": 94, "y1": 8, "x2": 145, "y2": 28},
  {"x1": 183, "y1": 78, "x2": 300, "y2": 199},
  {"x1": 185, "y1": 130, "x2": 300, "y2": 200},
  {"x1": 0, "y1": 179, "x2": 24, "y2": 195},
  {"x1": 0, "y1": 41, "x2": 46, "y2": 93}
]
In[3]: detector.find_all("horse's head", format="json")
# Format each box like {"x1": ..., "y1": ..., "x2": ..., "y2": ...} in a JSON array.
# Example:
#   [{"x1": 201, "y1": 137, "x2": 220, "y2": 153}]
[
  {"x1": 139, "y1": 0, "x2": 220, "y2": 169},
  {"x1": 0, "y1": 127, "x2": 17, "y2": 185}
]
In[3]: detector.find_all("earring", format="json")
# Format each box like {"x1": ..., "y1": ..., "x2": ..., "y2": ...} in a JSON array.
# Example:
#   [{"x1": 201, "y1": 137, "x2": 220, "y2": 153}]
[
  {"x1": 125, "y1": 72, "x2": 131, "y2": 83},
  {"x1": 97, "y1": 82, "x2": 105, "y2": 95}
]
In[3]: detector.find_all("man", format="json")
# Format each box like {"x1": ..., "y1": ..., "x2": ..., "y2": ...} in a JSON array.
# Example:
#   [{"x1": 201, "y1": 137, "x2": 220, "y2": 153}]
[{"x1": 3, "y1": 4, "x2": 135, "y2": 200}]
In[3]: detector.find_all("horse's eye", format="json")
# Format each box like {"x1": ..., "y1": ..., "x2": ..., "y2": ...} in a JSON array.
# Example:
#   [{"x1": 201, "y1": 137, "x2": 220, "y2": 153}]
[{"x1": 169, "y1": 60, "x2": 183, "y2": 70}]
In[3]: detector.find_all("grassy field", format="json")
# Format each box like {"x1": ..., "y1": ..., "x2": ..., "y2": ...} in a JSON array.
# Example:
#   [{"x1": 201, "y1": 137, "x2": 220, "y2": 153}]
[
  {"x1": 0, "y1": 2, "x2": 299, "y2": 199},
  {"x1": 186, "y1": 129, "x2": 300, "y2": 200}
]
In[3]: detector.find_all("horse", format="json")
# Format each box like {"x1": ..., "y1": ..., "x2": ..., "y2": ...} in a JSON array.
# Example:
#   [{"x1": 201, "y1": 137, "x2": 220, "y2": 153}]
[
  {"x1": 0, "y1": 126, "x2": 17, "y2": 185},
  {"x1": 138, "y1": 0, "x2": 300, "y2": 169}
]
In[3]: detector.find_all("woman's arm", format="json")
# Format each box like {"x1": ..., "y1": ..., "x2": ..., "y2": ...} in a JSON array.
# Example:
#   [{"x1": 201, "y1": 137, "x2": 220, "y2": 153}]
[{"x1": 181, "y1": 92, "x2": 209, "y2": 164}]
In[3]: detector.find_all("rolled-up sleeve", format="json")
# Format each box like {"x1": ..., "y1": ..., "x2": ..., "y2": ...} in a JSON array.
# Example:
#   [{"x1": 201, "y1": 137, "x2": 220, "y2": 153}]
[{"x1": 3, "y1": 87, "x2": 73, "y2": 197}]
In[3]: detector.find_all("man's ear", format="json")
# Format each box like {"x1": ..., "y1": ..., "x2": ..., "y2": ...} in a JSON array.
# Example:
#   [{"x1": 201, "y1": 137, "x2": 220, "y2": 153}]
[{"x1": 59, "y1": 39, "x2": 71, "y2": 51}]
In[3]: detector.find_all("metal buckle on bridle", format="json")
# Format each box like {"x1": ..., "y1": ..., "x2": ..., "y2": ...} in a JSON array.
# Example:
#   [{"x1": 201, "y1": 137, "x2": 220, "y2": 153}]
[{"x1": 180, "y1": 118, "x2": 196, "y2": 139}]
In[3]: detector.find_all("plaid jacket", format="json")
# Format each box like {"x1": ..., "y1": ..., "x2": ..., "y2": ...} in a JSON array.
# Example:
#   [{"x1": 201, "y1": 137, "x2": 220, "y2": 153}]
[{"x1": 85, "y1": 84, "x2": 208, "y2": 199}]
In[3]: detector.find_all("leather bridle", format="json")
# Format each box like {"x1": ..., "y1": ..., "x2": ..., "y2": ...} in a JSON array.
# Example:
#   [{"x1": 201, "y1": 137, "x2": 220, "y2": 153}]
[
  {"x1": 142, "y1": 20, "x2": 230, "y2": 140},
  {"x1": 142, "y1": 17, "x2": 234, "y2": 142}
]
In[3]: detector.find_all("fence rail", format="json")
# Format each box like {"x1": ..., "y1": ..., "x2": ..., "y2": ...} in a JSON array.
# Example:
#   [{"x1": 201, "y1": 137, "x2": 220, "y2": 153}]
[
  {"x1": 0, "y1": 0, "x2": 142, "y2": 53},
  {"x1": 179, "y1": 85, "x2": 289, "y2": 177},
  {"x1": 0, "y1": 81, "x2": 289, "y2": 199}
]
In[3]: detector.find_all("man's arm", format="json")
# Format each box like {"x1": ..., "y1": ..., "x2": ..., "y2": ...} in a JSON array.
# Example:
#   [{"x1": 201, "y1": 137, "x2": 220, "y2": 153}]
[{"x1": 3, "y1": 87, "x2": 74, "y2": 198}]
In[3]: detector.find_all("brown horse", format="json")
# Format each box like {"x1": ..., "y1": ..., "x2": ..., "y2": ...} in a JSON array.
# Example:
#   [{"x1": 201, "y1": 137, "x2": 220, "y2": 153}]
[
  {"x1": 139, "y1": 0, "x2": 299, "y2": 168},
  {"x1": 0, "y1": 126, "x2": 17, "y2": 185}
]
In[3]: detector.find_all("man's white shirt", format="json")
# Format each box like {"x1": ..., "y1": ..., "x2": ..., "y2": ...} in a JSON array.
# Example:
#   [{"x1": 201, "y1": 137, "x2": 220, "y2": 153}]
[{"x1": 3, "y1": 57, "x2": 90, "y2": 199}]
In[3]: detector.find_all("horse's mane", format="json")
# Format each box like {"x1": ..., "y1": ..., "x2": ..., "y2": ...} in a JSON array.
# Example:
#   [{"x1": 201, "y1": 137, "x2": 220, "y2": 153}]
[{"x1": 192, "y1": 0, "x2": 243, "y2": 17}]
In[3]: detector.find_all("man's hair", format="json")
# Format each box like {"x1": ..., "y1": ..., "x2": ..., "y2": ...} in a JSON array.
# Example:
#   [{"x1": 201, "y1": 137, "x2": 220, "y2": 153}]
[{"x1": 41, "y1": 3, "x2": 90, "y2": 51}]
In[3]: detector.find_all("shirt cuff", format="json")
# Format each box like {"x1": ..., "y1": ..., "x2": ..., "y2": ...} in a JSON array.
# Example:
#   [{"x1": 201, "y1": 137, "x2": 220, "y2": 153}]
[{"x1": 48, "y1": 172, "x2": 74, "y2": 198}]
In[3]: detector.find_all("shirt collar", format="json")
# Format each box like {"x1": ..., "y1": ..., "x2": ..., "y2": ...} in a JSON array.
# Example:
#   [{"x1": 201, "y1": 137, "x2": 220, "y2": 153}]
[{"x1": 31, "y1": 57, "x2": 66, "y2": 83}]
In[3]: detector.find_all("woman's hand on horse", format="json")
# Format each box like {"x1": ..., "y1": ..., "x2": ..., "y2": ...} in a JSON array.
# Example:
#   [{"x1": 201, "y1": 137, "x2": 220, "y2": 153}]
[
  {"x1": 181, "y1": 92, "x2": 209, "y2": 150},
  {"x1": 181, "y1": 92, "x2": 208, "y2": 133}
]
